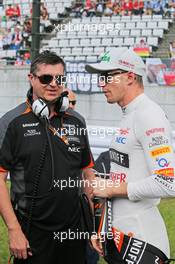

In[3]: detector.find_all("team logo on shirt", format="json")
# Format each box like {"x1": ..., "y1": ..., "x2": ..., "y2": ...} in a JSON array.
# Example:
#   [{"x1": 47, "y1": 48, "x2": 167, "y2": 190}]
[
  {"x1": 149, "y1": 136, "x2": 169, "y2": 148},
  {"x1": 156, "y1": 158, "x2": 170, "y2": 168},
  {"x1": 67, "y1": 136, "x2": 80, "y2": 144},
  {"x1": 113, "y1": 227, "x2": 124, "y2": 253},
  {"x1": 22, "y1": 122, "x2": 39, "y2": 128},
  {"x1": 110, "y1": 172, "x2": 126, "y2": 183},
  {"x1": 68, "y1": 144, "x2": 81, "y2": 153},
  {"x1": 24, "y1": 129, "x2": 41, "y2": 137},
  {"x1": 155, "y1": 168, "x2": 174, "y2": 177},
  {"x1": 109, "y1": 148, "x2": 129, "y2": 168},
  {"x1": 115, "y1": 137, "x2": 126, "y2": 144},
  {"x1": 146, "y1": 128, "x2": 165, "y2": 136},
  {"x1": 119, "y1": 128, "x2": 130, "y2": 135},
  {"x1": 150, "y1": 146, "x2": 172, "y2": 157},
  {"x1": 123, "y1": 238, "x2": 146, "y2": 264},
  {"x1": 155, "y1": 175, "x2": 175, "y2": 190}
]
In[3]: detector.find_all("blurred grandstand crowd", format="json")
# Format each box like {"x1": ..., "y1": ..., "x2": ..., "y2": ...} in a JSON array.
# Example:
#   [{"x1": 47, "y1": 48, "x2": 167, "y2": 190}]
[
  {"x1": 0, "y1": 1, "x2": 50, "y2": 65},
  {"x1": 0, "y1": 0, "x2": 174, "y2": 66},
  {"x1": 71, "y1": 0, "x2": 175, "y2": 17}
]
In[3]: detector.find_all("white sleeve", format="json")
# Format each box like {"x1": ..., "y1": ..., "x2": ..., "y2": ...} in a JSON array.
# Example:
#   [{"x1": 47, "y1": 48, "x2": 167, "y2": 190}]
[{"x1": 127, "y1": 105, "x2": 175, "y2": 201}]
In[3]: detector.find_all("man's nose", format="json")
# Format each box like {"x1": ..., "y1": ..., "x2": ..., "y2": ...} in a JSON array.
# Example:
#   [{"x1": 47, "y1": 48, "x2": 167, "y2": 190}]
[
  {"x1": 99, "y1": 81, "x2": 107, "y2": 90},
  {"x1": 49, "y1": 77, "x2": 57, "y2": 86}
]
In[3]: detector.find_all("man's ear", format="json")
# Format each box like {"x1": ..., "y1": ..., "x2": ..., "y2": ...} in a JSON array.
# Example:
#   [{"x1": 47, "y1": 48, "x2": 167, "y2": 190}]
[
  {"x1": 127, "y1": 72, "x2": 136, "y2": 85},
  {"x1": 28, "y1": 73, "x2": 33, "y2": 81}
]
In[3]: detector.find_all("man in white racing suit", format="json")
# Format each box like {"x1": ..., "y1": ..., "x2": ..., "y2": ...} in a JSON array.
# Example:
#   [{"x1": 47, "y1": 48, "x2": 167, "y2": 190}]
[{"x1": 85, "y1": 47, "x2": 175, "y2": 263}]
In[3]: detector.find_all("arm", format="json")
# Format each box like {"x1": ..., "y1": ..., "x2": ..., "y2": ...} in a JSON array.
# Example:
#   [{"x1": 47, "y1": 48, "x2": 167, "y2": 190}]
[
  {"x1": 128, "y1": 105, "x2": 175, "y2": 201},
  {"x1": 92, "y1": 176, "x2": 128, "y2": 198},
  {"x1": 0, "y1": 112, "x2": 32, "y2": 259},
  {"x1": 93, "y1": 105, "x2": 175, "y2": 200},
  {"x1": 82, "y1": 168, "x2": 104, "y2": 256},
  {"x1": 82, "y1": 168, "x2": 96, "y2": 204},
  {"x1": 0, "y1": 171, "x2": 32, "y2": 259}
]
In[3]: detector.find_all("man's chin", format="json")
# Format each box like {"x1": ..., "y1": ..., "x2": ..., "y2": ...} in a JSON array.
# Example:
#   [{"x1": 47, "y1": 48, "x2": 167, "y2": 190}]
[
  {"x1": 45, "y1": 95, "x2": 59, "y2": 102},
  {"x1": 107, "y1": 98, "x2": 115, "y2": 104}
]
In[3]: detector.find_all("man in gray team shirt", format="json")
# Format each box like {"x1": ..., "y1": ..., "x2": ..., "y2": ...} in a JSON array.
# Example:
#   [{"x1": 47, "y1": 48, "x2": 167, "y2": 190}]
[{"x1": 85, "y1": 47, "x2": 175, "y2": 263}]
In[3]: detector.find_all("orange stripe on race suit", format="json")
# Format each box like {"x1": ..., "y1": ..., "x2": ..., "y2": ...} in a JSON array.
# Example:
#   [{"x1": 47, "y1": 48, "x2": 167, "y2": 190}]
[
  {"x1": 82, "y1": 155, "x2": 94, "y2": 170},
  {"x1": 98, "y1": 204, "x2": 106, "y2": 235},
  {"x1": 22, "y1": 106, "x2": 32, "y2": 115},
  {"x1": 0, "y1": 166, "x2": 8, "y2": 173},
  {"x1": 112, "y1": 227, "x2": 125, "y2": 253},
  {"x1": 23, "y1": 100, "x2": 32, "y2": 115}
]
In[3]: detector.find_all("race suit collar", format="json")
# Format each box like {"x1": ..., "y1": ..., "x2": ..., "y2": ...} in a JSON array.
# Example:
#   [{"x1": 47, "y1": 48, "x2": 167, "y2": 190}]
[{"x1": 121, "y1": 93, "x2": 145, "y2": 115}]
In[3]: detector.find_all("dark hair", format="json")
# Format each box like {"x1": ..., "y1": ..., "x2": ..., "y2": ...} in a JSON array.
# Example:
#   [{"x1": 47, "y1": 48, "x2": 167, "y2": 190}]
[
  {"x1": 30, "y1": 50, "x2": 65, "y2": 74},
  {"x1": 135, "y1": 75, "x2": 143, "y2": 87}
]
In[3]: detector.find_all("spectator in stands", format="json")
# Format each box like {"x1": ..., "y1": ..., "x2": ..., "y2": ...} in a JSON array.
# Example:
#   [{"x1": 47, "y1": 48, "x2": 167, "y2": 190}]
[
  {"x1": 11, "y1": 25, "x2": 22, "y2": 50},
  {"x1": 113, "y1": 2, "x2": 122, "y2": 15},
  {"x1": 67, "y1": 89, "x2": 77, "y2": 109},
  {"x1": 144, "y1": 0, "x2": 153, "y2": 15},
  {"x1": 96, "y1": 0, "x2": 104, "y2": 16},
  {"x1": 169, "y1": 0, "x2": 175, "y2": 8},
  {"x1": 104, "y1": 0, "x2": 114, "y2": 16},
  {"x1": 121, "y1": 0, "x2": 133, "y2": 16},
  {"x1": 5, "y1": 4, "x2": 15, "y2": 19},
  {"x1": 169, "y1": 0, "x2": 175, "y2": 17},
  {"x1": 13, "y1": 4, "x2": 21, "y2": 18},
  {"x1": 40, "y1": 3, "x2": 48, "y2": 21},
  {"x1": 25, "y1": 52, "x2": 31, "y2": 63},
  {"x1": 106, "y1": 0, "x2": 114, "y2": 10},
  {"x1": 24, "y1": 17, "x2": 32, "y2": 33},
  {"x1": 170, "y1": 58, "x2": 175, "y2": 69},
  {"x1": 0, "y1": 3, "x2": 3, "y2": 16},
  {"x1": 15, "y1": 51, "x2": 31, "y2": 66},
  {"x1": 163, "y1": 2, "x2": 172, "y2": 17},
  {"x1": 169, "y1": 40, "x2": 175, "y2": 58},
  {"x1": 0, "y1": 34, "x2": 3, "y2": 50},
  {"x1": 152, "y1": 0, "x2": 164, "y2": 15},
  {"x1": 72, "y1": 1, "x2": 83, "y2": 18},
  {"x1": 2, "y1": 28, "x2": 13, "y2": 50},
  {"x1": 22, "y1": 17, "x2": 32, "y2": 48},
  {"x1": 87, "y1": 0, "x2": 97, "y2": 17},
  {"x1": 133, "y1": 0, "x2": 140, "y2": 15},
  {"x1": 139, "y1": 0, "x2": 144, "y2": 14},
  {"x1": 104, "y1": 6, "x2": 113, "y2": 16}
]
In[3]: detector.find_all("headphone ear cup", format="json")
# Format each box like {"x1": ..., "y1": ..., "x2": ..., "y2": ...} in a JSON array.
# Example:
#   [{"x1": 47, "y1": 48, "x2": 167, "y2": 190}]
[{"x1": 32, "y1": 99, "x2": 50, "y2": 118}]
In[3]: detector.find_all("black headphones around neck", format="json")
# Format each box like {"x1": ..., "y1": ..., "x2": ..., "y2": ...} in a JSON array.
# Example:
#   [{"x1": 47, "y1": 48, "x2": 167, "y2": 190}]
[{"x1": 27, "y1": 88, "x2": 69, "y2": 119}]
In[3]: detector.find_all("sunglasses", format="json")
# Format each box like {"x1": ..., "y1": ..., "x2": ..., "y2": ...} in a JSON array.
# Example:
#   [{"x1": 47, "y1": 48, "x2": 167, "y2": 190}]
[
  {"x1": 98, "y1": 70, "x2": 127, "y2": 85},
  {"x1": 69, "y1": 100, "x2": 76, "y2": 106},
  {"x1": 33, "y1": 74, "x2": 66, "y2": 86}
]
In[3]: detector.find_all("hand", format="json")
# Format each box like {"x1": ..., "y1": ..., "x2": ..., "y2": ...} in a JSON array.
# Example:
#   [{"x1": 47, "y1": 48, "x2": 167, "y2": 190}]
[
  {"x1": 83, "y1": 180, "x2": 94, "y2": 200},
  {"x1": 92, "y1": 177, "x2": 117, "y2": 198},
  {"x1": 91, "y1": 234, "x2": 103, "y2": 256},
  {"x1": 8, "y1": 227, "x2": 32, "y2": 259}
]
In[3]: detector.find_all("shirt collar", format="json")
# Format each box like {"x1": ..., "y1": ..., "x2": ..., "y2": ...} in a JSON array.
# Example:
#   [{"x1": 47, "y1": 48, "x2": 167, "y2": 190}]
[{"x1": 121, "y1": 93, "x2": 146, "y2": 115}]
